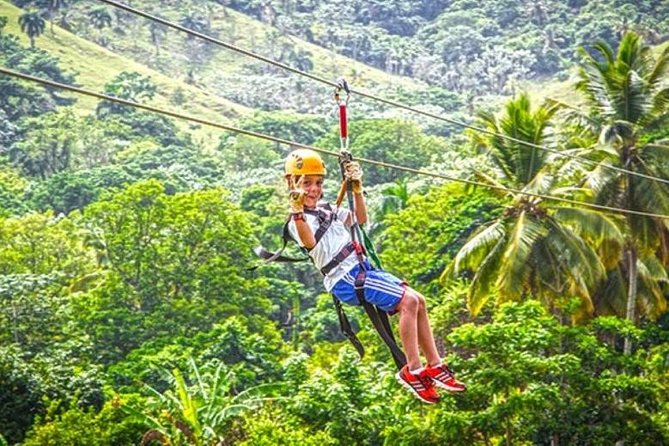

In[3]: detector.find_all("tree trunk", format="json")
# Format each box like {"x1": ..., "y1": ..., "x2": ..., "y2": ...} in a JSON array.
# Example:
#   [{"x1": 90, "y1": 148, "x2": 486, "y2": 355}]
[
  {"x1": 551, "y1": 433, "x2": 559, "y2": 446},
  {"x1": 623, "y1": 246, "x2": 637, "y2": 355}
]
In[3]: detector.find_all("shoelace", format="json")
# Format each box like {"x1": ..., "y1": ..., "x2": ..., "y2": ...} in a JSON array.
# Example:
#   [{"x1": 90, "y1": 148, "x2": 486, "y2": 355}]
[
  {"x1": 434, "y1": 364, "x2": 454, "y2": 378},
  {"x1": 418, "y1": 373, "x2": 435, "y2": 390}
]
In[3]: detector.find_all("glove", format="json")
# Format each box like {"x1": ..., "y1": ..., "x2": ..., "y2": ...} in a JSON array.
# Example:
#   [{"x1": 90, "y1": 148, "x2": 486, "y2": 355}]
[
  {"x1": 288, "y1": 176, "x2": 306, "y2": 214},
  {"x1": 344, "y1": 161, "x2": 363, "y2": 194}
]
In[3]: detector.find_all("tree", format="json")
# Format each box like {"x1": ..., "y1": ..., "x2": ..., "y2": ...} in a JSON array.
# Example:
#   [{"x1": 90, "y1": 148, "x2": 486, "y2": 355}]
[
  {"x1": 148, "y1": 21, "x2": 166, "y2": 56},
  {"x1": 573, "y1": 32, "x2": 669, "y2": 352},
  {"x1": 44, "y1": 0, "x2": 67, "y2": 34},
  {"x1": 96, "y1": 71, "x2": 157, "y2": 118},
  {"x1": 88, "y1": 6, "x2": 112, "y2": 46},
  {"x1": 179, "y1": 10, "x2": 214, "y2": 83},
  {"x1": 8, "y1": 109, "x2": 79, "y2": 179},
  {"x1": 18, "y1": 10, "x2": 46, "y2": 49},
  {"x1": 445, "y1": 93, "x2": 623, "y2": 317},
  {"x1": 0, "y1": 16, "x2": 8, "y2": 36}
]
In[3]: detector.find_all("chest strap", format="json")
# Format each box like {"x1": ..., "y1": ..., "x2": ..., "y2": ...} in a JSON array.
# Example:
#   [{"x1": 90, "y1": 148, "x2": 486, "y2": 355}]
[
  {"x1": 303, "y1": 206, "x2": 336, "y2": 247},
  {"x1": 320, "y1": 240, "x2": 358, "y2": 276}
]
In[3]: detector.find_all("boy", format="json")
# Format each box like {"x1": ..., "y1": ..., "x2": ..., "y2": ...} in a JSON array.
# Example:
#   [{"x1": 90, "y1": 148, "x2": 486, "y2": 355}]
[{"x1": 284, "y1": 148, "x2": 465, "y2": 404}]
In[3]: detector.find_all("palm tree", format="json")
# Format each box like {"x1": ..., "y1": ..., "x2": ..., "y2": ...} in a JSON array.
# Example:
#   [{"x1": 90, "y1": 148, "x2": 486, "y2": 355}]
[
  {"x1": 18, "y1": 10, "x2": 46, "y2": 49},
  {"x1": 572, "y1": 32, "x2": 669, "y2": 352},
  {"x1": 444, "y1": 93, "x2": 623, "y2": 317},
  {"x1": 45, "y1": 0, "x2": 67, "y2": 33},
  {"x1": 88, "y1": 6, "x2": 112, "y2": 46}
]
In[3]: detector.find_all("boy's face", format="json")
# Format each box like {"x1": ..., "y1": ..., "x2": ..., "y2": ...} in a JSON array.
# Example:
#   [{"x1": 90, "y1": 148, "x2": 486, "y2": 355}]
[{"x1": 300, "y1": 175, "x2": 323, "y2": 209}]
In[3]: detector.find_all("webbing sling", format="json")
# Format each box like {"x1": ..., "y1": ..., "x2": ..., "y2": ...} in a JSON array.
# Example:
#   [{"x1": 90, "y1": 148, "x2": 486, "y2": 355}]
[{"x1": 335, "y1": 80, "x2": 406, "y2": 370}]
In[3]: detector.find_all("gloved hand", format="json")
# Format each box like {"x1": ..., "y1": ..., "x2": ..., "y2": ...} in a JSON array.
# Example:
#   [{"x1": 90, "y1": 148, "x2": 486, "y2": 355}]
[
  {"x1": 288, "y1": 176, "x2": 306, "y2": 214},
  {"x1": 344, "y1": 160, "x2": 363, "y2": 194}
]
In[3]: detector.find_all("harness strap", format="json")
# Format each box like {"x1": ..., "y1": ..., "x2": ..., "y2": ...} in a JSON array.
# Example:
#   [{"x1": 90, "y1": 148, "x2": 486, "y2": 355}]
[
  {"x1": 304, "y1": 207, "x2": 335, "y2": 245},
  {"x1": 353, "y1": 267, "x2": 407, "y2": 369},
  {"x1": 333, "y1": 294, "x2": 365, "y2": 358},
  {"x1": 320, "y1": 240, "x2": 357, "y2": 276}
]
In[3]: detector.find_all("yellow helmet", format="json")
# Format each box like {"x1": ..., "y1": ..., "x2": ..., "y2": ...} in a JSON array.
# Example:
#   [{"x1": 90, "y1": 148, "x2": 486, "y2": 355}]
[{"x1": 284, "y1": 149, "x2": 326, "y2": 177}]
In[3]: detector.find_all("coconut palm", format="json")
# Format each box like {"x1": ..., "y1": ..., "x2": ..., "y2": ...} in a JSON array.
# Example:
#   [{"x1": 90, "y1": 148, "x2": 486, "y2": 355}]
[
  {"x1": 18, "y1": 10, "x2": 46, "y2": 49},
  {"x1": 571, "y1": 31, "x2": 669, "y2": 352},
  {"x1": 444, "y1": 93, "x2": 623, "y2": 317}
]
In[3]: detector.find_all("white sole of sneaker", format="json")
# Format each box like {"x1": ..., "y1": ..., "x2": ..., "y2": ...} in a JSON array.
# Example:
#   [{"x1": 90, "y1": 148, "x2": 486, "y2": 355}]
[
  {"x1": 431, "y1": 380, "x2": 467, "y2": 392},
  {"x1": 395, "y1": 372, "x2": 439, "y2": 404}
]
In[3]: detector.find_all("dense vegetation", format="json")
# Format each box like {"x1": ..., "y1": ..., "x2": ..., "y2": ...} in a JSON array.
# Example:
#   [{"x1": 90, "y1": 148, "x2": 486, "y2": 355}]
[{"x1": 1, "y1": 0, "x2": 668, "y2": 445}]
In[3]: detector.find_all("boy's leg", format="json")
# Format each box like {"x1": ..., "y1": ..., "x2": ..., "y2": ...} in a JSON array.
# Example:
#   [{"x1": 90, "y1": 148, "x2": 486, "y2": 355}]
[
  {"x1": 394, "y1": 291, "x2": 421, "y2": 369},
  {"x1": 394, "y1": 291, "x2": 440, "y2": 404},
  {"x1": 404, "y1": 287, "x2": 467, "y2": 392},
  {"x1": 406, "y1": 287, "x2": 442, "y2": 366}
]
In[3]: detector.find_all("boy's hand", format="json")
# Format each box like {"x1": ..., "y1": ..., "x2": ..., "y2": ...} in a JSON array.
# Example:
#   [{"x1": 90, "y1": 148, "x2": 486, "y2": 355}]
[
  {"x1": 344, "y1": 161, "x2": 363, "y2": 194},
  {"x1": 288, "y1": 176, "x2": 306, "y2": 214}
]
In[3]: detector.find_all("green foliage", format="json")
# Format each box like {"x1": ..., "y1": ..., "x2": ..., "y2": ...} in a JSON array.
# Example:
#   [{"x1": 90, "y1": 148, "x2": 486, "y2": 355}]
[
  {"x1": 27, "y1": 165, "x2": 133, "y2": 214},
  {"x1": 75, "y1": 180, "x2": 277, "y2": 364},
  {"x1": 381, "y1": 182, "x2": 502, "y2": 287},
  {"x1": 23, "y1": 396, "x2": 146, "y2": 446},
  {"x1": 0, "y1": 165, "x2": 28, "y2": 216},
  {"x1": 0, "y1": 211, "x2": 93, "y2": 276},
  {"x1": 96, "y1": 71, "x2": 158, "y2": 118},
  {"x1": 124, "y1": 357, "x2": 283, "y2": 445},
  {"x1": 316, "y1": 118, "x2": 448, "y2": 185},
  {"x1": 442, "y1": 301, "x2": 669, "y2": 445},
  {"x1": 9, "y1": 109, "x2": 81, "y2": 178},
  {"x1": 0, "y1": 31, "x2": 75, "y2": 119},
  {"x1": 0, "y1": 345, "x2": 105, "y2": 444}
]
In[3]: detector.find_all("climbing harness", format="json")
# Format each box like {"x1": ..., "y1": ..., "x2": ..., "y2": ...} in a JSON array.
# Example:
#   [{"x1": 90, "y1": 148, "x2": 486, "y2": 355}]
[{"x1": 254, "y1": 80, "x2": 406, "y2": 370}]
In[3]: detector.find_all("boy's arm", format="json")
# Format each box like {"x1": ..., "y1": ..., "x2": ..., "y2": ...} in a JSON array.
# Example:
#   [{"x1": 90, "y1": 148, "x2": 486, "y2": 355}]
[
  {"x1": 292, "y1": 216, "x2": 316, "y2": 249},
  {"x1": 288, "y1": 180, "x2": 317, "y2": 249},
  {"x1": 353, "y1": 190, "x2": 368, "y2": 225}
]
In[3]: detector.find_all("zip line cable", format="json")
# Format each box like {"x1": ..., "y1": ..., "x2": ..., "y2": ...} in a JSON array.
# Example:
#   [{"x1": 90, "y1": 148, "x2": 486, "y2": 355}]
[
  {"x1": 99, "y1": 0, "x2": 669, "y2": 188},
  {"x1": 3, "y1": 66, "x2": 669, "y2": 221}
]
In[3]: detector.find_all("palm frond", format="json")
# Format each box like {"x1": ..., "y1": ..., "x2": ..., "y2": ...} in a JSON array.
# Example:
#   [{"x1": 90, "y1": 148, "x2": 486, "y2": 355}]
[
  {"x1": 636, "y1": 255, "x2": 669, "y2": 318},
  {"x1": 576, "y1": 50, "x2": 616, "y2": 118},
  {"x1": 616, "y1": 70, "x2": 652, "y2": 123},
  {"x1": 648, "y1": 44, "x2": 669, "y2": 87},
  {"x1": 446, "y1": 220, "x2": 506, "y2": 278},
  {"x1": 524, "y1": 169, "x2": 555, "y2": 195},
  {"x1": 543, "y1": 219, "x2": 605, "y2": 313},
  {"x1": 552, "y1": 206, "x2": 624, "y2": 246},
  {"x1": 496, "y1": 212, "x2": 547, "y2": 301},
  {"x1": 648, "y1": 87, "x2": 669, "y2": 121},
  {"x1": 592, "y1": 267, "x2": 627, "y2": 316},
  {"x1": 468, "y1": 233, "x2": 506, "y2": 315}
]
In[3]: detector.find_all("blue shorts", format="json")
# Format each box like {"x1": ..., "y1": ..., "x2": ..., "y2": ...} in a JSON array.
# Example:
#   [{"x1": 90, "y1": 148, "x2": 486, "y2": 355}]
[{"x1": 331, "y1": 261, "x2": 406, "y2": 313}]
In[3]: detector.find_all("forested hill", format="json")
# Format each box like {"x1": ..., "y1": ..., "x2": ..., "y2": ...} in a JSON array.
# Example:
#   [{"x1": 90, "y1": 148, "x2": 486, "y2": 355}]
[{"x1": 2, "y1": 0, "x2": 669, "y2": 445}]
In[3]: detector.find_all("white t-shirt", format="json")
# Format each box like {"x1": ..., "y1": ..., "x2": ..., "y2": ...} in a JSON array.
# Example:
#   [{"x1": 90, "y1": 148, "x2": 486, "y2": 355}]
[{"x1": 288, "y1": 203, "x2": 359, "y2": 291}]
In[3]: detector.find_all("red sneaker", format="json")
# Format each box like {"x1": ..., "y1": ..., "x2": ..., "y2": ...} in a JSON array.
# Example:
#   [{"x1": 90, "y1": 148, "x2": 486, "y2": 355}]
[
  {"x1": 424, "y1": 363, "x2": 466, "y2": 392},
  {"x1": 395, "y1": 365, "x2": 440, "y2": 404}
]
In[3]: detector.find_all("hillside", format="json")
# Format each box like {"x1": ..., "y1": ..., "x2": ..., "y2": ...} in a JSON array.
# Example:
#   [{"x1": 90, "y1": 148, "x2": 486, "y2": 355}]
[
  {"x1": 1, "y1": 0, "x2": 252, "y2": 118},
  {"x1": 44, "y1": 0, "x2": 436, "y2": 118}
]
